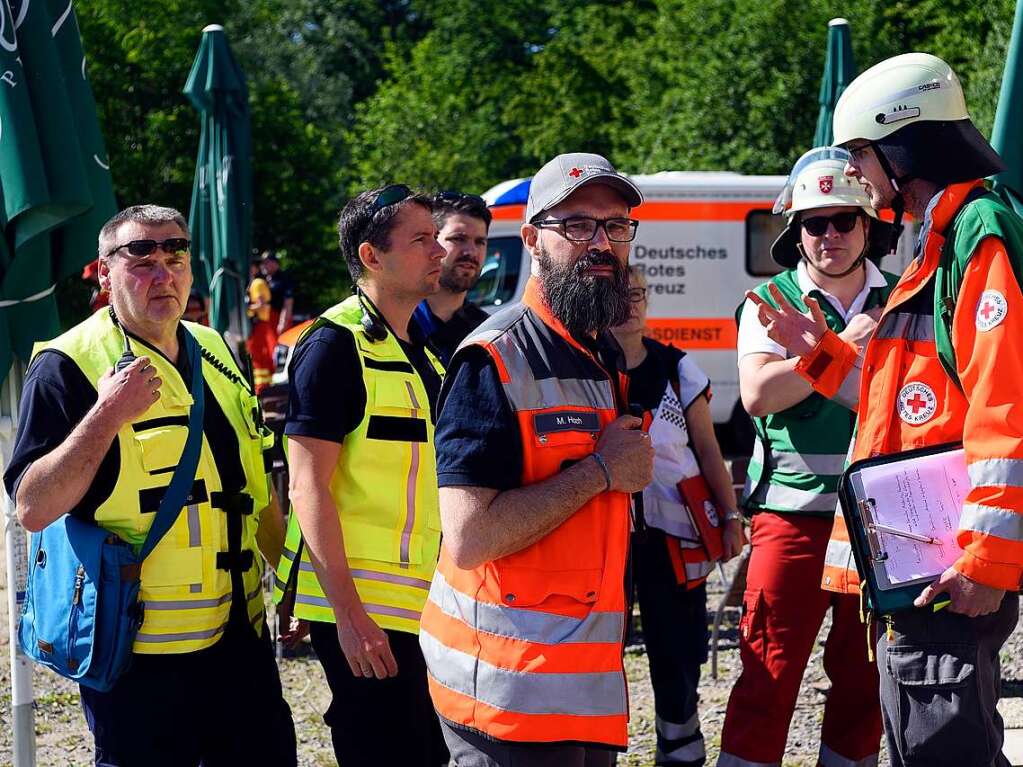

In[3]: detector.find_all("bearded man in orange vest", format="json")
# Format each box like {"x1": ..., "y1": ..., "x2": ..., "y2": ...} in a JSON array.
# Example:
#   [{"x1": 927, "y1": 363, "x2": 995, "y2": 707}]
[
  {"x1": 420, "y1": 152, "x2": 654, "y2": 766},
  {"x1": 749, "y1": 54, "x2": 1023, "y2": 767}
]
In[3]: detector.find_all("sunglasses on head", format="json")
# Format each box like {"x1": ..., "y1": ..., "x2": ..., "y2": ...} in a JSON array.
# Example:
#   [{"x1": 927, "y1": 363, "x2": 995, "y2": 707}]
[
  {"x1": 107, "y1": 238, "x2": 191, "y2": 258},
  {"x1": 800, "y1": 211, "x2": 862, "y2": 237},
  {"x1": 369, "y1": 184, "x2": 413, "y2": 214},
  {"x1": 433, "y1": 190, "x2": 487, "y2": 207}
]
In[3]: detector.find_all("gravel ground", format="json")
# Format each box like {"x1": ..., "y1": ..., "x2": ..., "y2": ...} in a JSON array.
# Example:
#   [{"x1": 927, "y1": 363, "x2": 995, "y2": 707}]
[{"x1": 3, "y1": 553, "x2": 1022, "y2": 766}]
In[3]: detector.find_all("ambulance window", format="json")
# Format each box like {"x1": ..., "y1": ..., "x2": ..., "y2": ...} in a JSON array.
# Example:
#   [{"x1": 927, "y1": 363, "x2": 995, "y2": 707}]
[
  {"x1": 746, "y1": 210, "x2": 786, "y2": 276},
  {"x1": 469, "y1": 236, "x2": 523, "y2": 308}
]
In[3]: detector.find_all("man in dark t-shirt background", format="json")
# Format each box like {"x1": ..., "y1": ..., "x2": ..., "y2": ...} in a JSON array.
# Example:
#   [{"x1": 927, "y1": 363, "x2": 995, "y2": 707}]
[
  {"x1": 261, "y1": 252, "x2": 295, "y2": 338},
  {"x1": 411, "y1": 191, "x2": 492, "y2": 363}
]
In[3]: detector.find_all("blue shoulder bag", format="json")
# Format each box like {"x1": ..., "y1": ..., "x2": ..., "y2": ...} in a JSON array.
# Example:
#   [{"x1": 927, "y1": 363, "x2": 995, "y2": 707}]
[{"x1": 18, "y1": 330, "x2": 205, "y2": 691}]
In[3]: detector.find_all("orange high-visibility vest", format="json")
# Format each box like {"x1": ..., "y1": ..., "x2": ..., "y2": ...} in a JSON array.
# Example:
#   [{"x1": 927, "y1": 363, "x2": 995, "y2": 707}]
[
  {"x1": 799, "y1": 181, "x2": 1023, "y2": 593},
  {"x1": 419, "y1": 278, "x2": 632, "y2": 748}
]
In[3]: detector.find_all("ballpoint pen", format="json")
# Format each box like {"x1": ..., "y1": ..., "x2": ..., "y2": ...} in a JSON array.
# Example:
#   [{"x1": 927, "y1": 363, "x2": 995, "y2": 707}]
[{"x1": 869, "y1": 523, "x2": 939, "y2": 545}]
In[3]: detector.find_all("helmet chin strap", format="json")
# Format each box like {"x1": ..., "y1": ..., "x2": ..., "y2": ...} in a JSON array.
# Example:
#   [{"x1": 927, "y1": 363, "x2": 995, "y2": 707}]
[
  {"x1": 797, "y1": 242, "x2": 866, "y2": 278},
  {"x1": 871, "y1": 144, "x2": 909, "y2": 255}
]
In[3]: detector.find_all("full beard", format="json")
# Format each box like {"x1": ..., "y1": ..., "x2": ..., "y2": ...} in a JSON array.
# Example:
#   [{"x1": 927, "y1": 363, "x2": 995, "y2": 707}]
[
  {"x1": 438, "y1": 258, "x2": 480, "y2": 293},
  {"x1": 537, "y1": 243, "x2": 630, "y2": 338}
]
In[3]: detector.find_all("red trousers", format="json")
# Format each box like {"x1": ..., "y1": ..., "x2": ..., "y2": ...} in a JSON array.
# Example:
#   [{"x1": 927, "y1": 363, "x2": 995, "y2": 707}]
[
  {"x1": 718, "y1": 512, "x2": 881, "y2": 767},
  {"x1": 247, "y1": 310, "x2": 279, "y2": 393}
]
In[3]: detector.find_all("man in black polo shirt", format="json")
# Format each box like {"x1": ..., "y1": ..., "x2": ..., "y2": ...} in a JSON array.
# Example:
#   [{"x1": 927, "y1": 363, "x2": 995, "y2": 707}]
[{"x1": 411, "y1": 191, "x2": 491, "y2": 363}]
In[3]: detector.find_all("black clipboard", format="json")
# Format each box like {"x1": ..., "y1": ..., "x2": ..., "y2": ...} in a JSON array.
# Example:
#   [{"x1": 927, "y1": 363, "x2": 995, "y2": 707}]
[{"x1": 838, "y1": 442, "x2": 964, "y2": 615}]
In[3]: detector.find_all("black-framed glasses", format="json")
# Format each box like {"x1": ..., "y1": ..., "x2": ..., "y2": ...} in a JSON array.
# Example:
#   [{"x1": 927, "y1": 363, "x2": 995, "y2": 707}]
[
  {"x1": 106, "y1": 238, "x2": 191, "y2": 258},
  {"x1": 800, "y1": 211, "x2": 862, "y2": 237},
  {"x1": 534, "y1": 216, "x2": 640, "y2": 243},
  {"x1": 628, "y1": 287, "x2": 647, "y2": 304},
  {"x1": 369, "y1": 184, "x2": 413, "y2": 214},
  {"x1": 433, "y1": 190, "x2": 487, "y2": 207}
]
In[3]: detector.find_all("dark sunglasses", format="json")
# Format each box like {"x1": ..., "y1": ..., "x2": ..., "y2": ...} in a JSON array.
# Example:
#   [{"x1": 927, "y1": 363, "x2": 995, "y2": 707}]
[
  {"x1": 369, "y1": 184, "x2": 413, "y2": 214},
  {"x1": 628, "y1": 287, "x2": 647, "y2": 304},
  {"x1": 433, "y1": 190, "x2": 487, "y2": 207},
  {"x1": 800, "y1": 211, "x2": 862, "y2": 237},
  {"x1": 107, "y1": 238, "x2": 191, "y2": 258}
]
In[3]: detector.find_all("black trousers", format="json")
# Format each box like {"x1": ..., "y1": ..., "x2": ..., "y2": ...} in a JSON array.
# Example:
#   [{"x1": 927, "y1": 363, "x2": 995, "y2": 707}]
[
  {"x1": 79, "y1": 622, "x2": 296, "y2": 767},
  {"x1": 633, "y1": 529, "x2": 708, "y2": 766},
  {"x1": 308, "y1": 621, "x2": 449, "y2": 766},
  {"x1": 878, "y1": 593, "x2": 1019, "y2": 767},
  {"x1": 440, "y1": 717, "x2": 617, "y2": 767}
]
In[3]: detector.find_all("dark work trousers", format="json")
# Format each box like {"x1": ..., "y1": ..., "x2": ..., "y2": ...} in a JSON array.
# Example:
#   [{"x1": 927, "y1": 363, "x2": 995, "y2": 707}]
[
  {"x1": 79, "y1": 621, "x2": 296, "y2": 767},
  {"x1": 878, "y1": 593, "x2": 1019, "y2": 767},
  {"x1": 632, "y1": 528, "x2": 709, "y2": 766},
  {"x1": 440, "y1": 717, "x2": 617, "y2": 767},
  {"x1": 308, "y1": 620, "x2": 449, "y2": 766}
]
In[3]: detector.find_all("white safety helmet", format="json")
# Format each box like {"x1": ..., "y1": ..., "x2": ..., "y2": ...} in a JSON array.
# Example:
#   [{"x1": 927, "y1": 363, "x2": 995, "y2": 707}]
[
  {"x1": 832, "y1": 52, "x2": 1003, "y2": 191},
  {"x1": 773, "y1": 147, "x2": 878, "y2": 219},
  {"x1": 771, "y1": 147, "x2": 895, "y2": 270},
  {"x1": 833, "y1": 53, "x2": 969, "y2": 146}
]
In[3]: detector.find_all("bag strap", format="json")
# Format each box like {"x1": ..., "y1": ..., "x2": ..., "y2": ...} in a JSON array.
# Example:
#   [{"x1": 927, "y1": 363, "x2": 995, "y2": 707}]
[{"x1": 138, "y1": 330, "x2": 206, "y2": 561}]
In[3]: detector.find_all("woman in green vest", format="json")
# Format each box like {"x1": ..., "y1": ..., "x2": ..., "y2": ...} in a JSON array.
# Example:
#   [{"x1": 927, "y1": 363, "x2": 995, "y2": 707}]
[{"x1": 718, "y1": 148, "x2": 899, "y2": 767}]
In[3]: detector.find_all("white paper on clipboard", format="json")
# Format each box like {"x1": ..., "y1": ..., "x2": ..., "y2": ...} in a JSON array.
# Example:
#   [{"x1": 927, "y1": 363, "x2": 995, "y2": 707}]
[{"x1": 853, "y1": 448, "x2": 968, "y2": 585}]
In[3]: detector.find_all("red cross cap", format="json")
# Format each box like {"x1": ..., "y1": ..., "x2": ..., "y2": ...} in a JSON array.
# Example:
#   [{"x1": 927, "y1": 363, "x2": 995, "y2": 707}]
[
  {"x1": 897, "y1": 382, "x2": 937, "y2": 425},
  {"x1": 975, "y1": 289, "x2": 1008, "y2": 331}
]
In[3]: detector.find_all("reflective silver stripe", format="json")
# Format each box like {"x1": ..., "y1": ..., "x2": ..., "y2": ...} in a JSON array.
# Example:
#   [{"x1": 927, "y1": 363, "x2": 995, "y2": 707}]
[
  {"x1": 421, "y1": 629, "x2": 626, "y2": 717},
  {"x1": 144, "y1": 585, "x2": 261, "y2": 610},
  {"x1": 961, "y1": 504, "x2": 1023, "y2": 542},
  {"x1": 685, "y1": 561, "x2": 714, "y2": 582},
  {"x1": 716, "y1": 752, "x2": 780, "y2": 767},
  {"x1": 428, "y1": 570, "x2": 624, "y2": 645},
  {"x1": 753, "y1": 440, "x2": 848, "y2": 476},
  {"x1": 351, "y1": 569, "x2": 432, "y2": 590},
  {"x1": 823, "y1": 537, "x2": 854, "y2": 569},
  {"x1": 833, "y1": 365, "x2": 860, "y2": 410},
  {"x1": 400, "y1": 381, "x2": 421, "y2": 567},
  {"x1": 752, "y1": 483, "x2": 838, "y2": 512},
  {"x1": 135, "y1": 625, "x2": 225, "y2": 644},
  {"x1": 968, "y1": 458, "x2": 1023, "y2": 488},
  {"x1": 282, "y1": 547, "x2": 315, "y2": 572},
  {"x1": 502, "y1": 375, "x2": 615, "y2": 413},
  {"x1": 364, "y1": 603, "x2": 421, "y2": 621},
  {"x1": 657, "y1": 737, "x2": 705, "y2": 764},
  {"x1": 295, "y1": 593, "x2": 332, "y2": 609},
  {"x1": 187, "y1": 504, "x2": 201, "y2": 593},
  {"x1": 187, "y1": 504, "x2": 201, "y2": 546},
  {"x1": 875, "y1": 312, "x2": 935, "y2": 342},
  {"x1": 819, "y1": 744, "x2": 878, "y2": 767},
  {"x1": 656, "y1": 711, "x2": 699, "y2": 740}
]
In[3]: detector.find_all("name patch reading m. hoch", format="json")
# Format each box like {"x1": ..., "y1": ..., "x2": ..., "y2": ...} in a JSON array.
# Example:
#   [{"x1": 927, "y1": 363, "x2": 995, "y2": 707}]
[{"x1": 533, "y1": 411, "x2": 600, "y2": 435}]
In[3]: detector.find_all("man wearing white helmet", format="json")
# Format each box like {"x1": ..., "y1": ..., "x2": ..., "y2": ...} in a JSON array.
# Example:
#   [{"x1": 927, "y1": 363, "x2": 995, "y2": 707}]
[
  {"x1": 721, "y1": 147, "x2": 898, "y2": 767},
  {"x1": 751, "y1": 54, "x2": 1023, "y2": 767}
]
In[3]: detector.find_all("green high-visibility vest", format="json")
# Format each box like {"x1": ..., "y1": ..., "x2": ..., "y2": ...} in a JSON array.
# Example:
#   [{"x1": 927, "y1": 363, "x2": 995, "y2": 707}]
[
  {"x1": 273, "y1": 295, "x2": 444, "y2": 633},
  {"x1": 738, "y1": 267, "x2": 898, "y2": 515}
]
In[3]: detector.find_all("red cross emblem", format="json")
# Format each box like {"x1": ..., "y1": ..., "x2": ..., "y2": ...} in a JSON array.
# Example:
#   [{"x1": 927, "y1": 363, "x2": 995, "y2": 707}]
[
  {"x1": 818, "y1": 176, "x2": 834, "y2": 194},
  {"x1": 906, "y1": 393, "x2": 928, "y2": 414},
  {"x1": 569, "y1": 167, "x2": 583, "y2": 178},
  {"x1": 976, "y1": 290, "x2": 1008, "y2": 331}
]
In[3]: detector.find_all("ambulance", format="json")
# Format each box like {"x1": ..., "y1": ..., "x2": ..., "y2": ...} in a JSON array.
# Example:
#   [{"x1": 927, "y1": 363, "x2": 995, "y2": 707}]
[{"x1": 473, "y1": 172, "x2": 914, "y2": 452}]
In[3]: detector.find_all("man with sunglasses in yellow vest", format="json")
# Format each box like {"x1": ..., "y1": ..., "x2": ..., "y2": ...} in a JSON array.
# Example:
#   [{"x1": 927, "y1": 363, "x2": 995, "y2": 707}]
[
  {"x1": 4, "y1": 205, "x2": 296, "y2": 766},
  {"x1": 421, "y1": 153, "x2": 654, "y2": 766},
  {"x1": 273, "y1": 185, "x2": 449, "y2": 765}
]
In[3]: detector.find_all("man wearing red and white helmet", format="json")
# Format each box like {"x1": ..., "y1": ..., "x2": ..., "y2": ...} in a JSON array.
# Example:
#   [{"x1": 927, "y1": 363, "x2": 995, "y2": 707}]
[{"x1": 752, "y1": 53, "x2": 1023, "y2": 767}]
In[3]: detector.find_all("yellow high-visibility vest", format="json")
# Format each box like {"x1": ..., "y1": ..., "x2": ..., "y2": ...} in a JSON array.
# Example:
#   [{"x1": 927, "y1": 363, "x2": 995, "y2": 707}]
[
  {"x1": 273, "y1": 295, "x2": 443, "y2": 634},
  {"x1": 36, "y1": 309, "x2": 274, "y2": 654}
]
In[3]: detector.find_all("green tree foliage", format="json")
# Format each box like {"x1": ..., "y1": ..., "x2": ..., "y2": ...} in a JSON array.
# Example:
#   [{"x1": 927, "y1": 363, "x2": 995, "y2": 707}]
[{"x1": 73, "y1": 0, "x2": 1020, "y2": 315}]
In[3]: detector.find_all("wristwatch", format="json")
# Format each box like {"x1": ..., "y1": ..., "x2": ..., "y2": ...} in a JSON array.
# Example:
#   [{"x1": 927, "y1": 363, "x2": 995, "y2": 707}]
[{"x1": 723, "y1": 509, "x2": 744, "y2": 523}]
